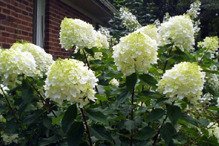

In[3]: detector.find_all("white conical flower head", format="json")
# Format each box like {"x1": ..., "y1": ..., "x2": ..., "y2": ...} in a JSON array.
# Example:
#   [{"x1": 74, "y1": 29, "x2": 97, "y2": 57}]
[
  {"x1": 159, "y1": 15, "x2": 195, "y2": 51},
  {"x1": 113, "y1": 31, "x2": 158, "y2": 76},
  {"x1": 10, "y1": 42, "x2": 54, "y2": 76},
  {"x1": 157, "y1": 62, "x2": 205, "y2": 103},
  {"x1": 44, "y1": 59, "x2": 98, "y2": 107}
]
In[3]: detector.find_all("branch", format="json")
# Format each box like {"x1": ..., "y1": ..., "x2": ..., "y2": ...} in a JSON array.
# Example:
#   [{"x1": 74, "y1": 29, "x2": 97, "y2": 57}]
[
  {"x1": 80, "y1": 108, "x2": 93, "y2": 146},
  {"x1": 26, "y1": 78, "x2": 57, "y2": 117},
  {"x1": 130, "y1": 85, "x2": 135, "y2": 146},
  {"x1": 0, "y1": 86, "x2": 20, "y2": 123},
  {"x1": 152, "y1": 101, "x2": 175, "y2": 146}
]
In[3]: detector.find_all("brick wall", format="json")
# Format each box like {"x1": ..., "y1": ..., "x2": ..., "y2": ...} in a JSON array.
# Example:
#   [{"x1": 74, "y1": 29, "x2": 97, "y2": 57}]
[
  {"x1": 0, "y1": 0, "x2": 94, "y2": 59},
  {"x1": 0, "y1": 0, "x2": 33, "y2": 48},
  {"x1": 44, "y1": 0, "x2": 92, "y2": 59}
]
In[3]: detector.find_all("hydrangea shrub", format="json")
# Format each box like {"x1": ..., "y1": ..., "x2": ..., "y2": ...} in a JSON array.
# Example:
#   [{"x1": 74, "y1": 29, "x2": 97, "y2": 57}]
[{"x1": 0, "y1": 1, "x2": 218, "y2": 145}]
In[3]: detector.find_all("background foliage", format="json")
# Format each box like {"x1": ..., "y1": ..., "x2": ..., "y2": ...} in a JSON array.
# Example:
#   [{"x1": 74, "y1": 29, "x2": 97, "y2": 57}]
[{"x1": 109, "y1": 0, "x2": 219, "y2": 39}]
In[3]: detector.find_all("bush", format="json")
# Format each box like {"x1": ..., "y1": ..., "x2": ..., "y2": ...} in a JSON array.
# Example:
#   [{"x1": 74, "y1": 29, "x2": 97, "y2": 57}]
[{"x1": 0, "y1": 1, "x2": 218, "y2": 146}]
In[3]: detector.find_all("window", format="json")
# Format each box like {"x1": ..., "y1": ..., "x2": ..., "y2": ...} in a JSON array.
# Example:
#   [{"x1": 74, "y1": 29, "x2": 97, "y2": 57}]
[{"x1": 33, "y1": 0, "x2": 45, "y2": 47}]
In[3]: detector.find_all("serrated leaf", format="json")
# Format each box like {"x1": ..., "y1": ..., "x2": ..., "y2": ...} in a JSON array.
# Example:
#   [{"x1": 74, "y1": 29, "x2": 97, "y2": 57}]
[
  {"x1": 39, "y1": 135, "x2": 60, "y2": 146},
  {"x1": 126, "y1": 73, "x2": 137, "y2": 92},
  {"x1": 67, "y1": 122, "x2": 84, "y2": 146},
  {"x1": 139, "y1": 74, "x2": 157, "y2": 86},
  {"x1": 91, "y1": 124, "x2": 113, "y2": 141},
  {"x1": 160, "y1": 122, "x2": 176, "y2": 144},
  {"x1": 146, "y1": 108, "x2": 165, "y2": 122},
  {"x1": 181, "y1": 113, "x2": 199, "y2": 126},
  {"x1": 135, "y1": 126, "x2": 155, "y2": 140},
  {"x1": 24, "y1": 110, "x2": 44, "y2": 125},
  {"x1": 167, "y1": 105, "x2": 181, "y2": 125},
  {"x1": 62, "y1": 104, "x2": 77, "y2": 133},
  {"x1": 86, "y1": 109, "x2": 107, "y2": 124},
  {"x1": 84, "y1": 47, "x2": 94, "y2": 57},
  {"x1": 52, "y1": 114, "x2": 63, "y2": 125},
  {"x1": 124, "y1": 120, "x2": 135, "y2": 132},
  {"x1": 116, "y1": 91, "x2": 131, "y2": 105}
]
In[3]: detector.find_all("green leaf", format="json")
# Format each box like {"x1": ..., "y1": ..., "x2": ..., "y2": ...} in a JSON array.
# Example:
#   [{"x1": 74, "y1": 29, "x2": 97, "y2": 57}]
[
  {"x1": 146, "y1": 108, "x2": 165, "y2": 122},
  {"x1": 67, "y1": 122, "x2": 84, "y2": 146},
  {"x1": 167, "y1": 105, "x2": 181, "y2": 125},
  {"x1": 24, "y1": 110, "x2": 44, "y2": 125},
  {"x1": 203, "y1": 69, "x2": 219, "y2": 74},
  {"x1": 86, "y1": 109, "x2": 108, "y2": 124},
  {"x1": 126, "y1": 73, "x2": 137, "y2": 92},
  {"x1": 124, "y1": 120, "x2": 135, "y2": 132},
  {"x1": 116, "y1": 91, "x2": 131, "y2": 106},
  {"x1": 135, "y1": 126, "x2": 155, "y2": 140},
  {"x1": 39, "y1": 135, "x2": 60, "y2": 146},
  {"x1": 160, "y1": 122, "x2": 176, "y2": 144},
  {"x1": 139, "y1": 74, "x2": 158, "y2": 86},
  {"x1": 181, "y1": 113, "x2": 199, "y2": 126},
  {"x1": 91, "y1": 124, "x2": 113, "y2": 141},
  {"x1": 62, "y1": 104, "x2": 77, "y2": 133},
  {"x1": 84, "y1": 47, "x2": 94, "y2": 57},
  {"x1": 52, "y1": 114, "x2": 63, "y2": 125}
]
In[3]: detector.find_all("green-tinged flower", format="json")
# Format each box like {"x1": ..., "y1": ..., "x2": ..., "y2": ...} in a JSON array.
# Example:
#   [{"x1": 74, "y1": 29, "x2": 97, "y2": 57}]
[
  {"x1": 198, "y1": 36, "x2": 219, "y2": 52},
  {"x1": 10, "y1": 42, "x2": 54, "y2": 76},
  {"x1": 109, "y1": 78, "x2": 119, "y2": 87},
  {"x1": 87, "y1": 52, "x2": 103, "y2": 61},
  {"x1": 94, "y1": 31, "x2": 109, "y2": 49},
  {"x1": 186, "y1": 0, "x2": 201, "y2": 20},
  {"x1": 159, "y1": 15, "x2": 195, "y2": 51},
  {"x1": 208, "y1": 123, "x2": 219, "y2": 143},
  {"x1": 119, "y1": 7, "x2": 141, "y2": 31},
  {"x1": 157, "y1": 62, "x2": 205, "y2": 103},
  {"x1": 0, "y1": 49, "x2": 37, "y2": 86},
  {"x1": 136, "y1": 24, "x2": 160, "y2": 44},
  {"x1": 60, "y1": 18, "x2": 96, "y2": 50},
  {"x1": 113, "y1": 31, "x2": 158, "y2": 76},
  {"x1": 0, "y1": 115, "x2": 6, "y2": 123},
  {"x1": 1, "y1": 133, "x2": 19, "y2": 145},
  {"x1": 98, "y1": 26, "x2": 112, "y2": 41},
  {"x1": 44, "y1": 59, "x2": 98, "y2": 107},
  {"x1": 0, "y1": 84, "x2": 9, "y2": 95}
]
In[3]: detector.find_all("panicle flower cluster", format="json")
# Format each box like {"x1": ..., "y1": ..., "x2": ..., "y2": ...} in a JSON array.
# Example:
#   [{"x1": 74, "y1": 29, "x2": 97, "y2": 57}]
[
  {"x1": 0, "y1": 48, "x2": 37, "y2": 86},
  {"x1": 10, "y1": 42, "x2": 54, "y2": 76},
  {"x1": 87, "y1": 52, "x2": 103, "y2": 61},
  {"x1": 206, "y1": 65, "x2": 219, "y2": 92},
  {"x1": 98, "y1": 26, "x2": 112, "y2": 41},
  {"x1": 207, "y1": 74, "x2": 219, "y2": 92},
  {"x1": 136, "y1": 25, "x2": 160, "y2": 44},
  {"x1": 0, "y1": 114, "x2": 6, "y2": 122},
  {"x1": 44, "y1": 59, "x2": 98, "y2": 107},
  {"x1": 186, "y1": 0, "x2": 201, "y2": 20},
  {"x1": 157, "y1": 62, "x2": 205, "y2": 103},
  {"x1": 217, "y1": 98, "x2": 219, "y2": 107},
  {"x1": 94, "y1": 31, "x2": 109, "y2": 49},
  {"x1": 198, "y1": 36, "x2": 219, "y2": 52},
  {"x1": 208, "y1": 123, "x2": 219, "y2": 143},
  {"x1": 109, "y1": 78, "x2": 119, "y2": 87},
  {"x1": 163, "y1": 12, "x2": 171, "y2": 22},
  {"x1": 60, "y1": 18, "x2": 109, "y2": 50},
  {"x1": 119, "y1": 7, "x2": 141, "y2": 31},
  {"x1": 0, "y1": 84, "x2": 9, "y2": 95},
  {"x1": 113, "y1": 31, "x2": 158, "y2": 76},
  {"x1": 1, "y1": 133, "x2": 19, "y2": 145},
  {"x1": 200, "y1": 93, "x2": 213, "y2": 103},
  {"x1": 159, "y1": 15, "x2": 195, "y2": 51}
]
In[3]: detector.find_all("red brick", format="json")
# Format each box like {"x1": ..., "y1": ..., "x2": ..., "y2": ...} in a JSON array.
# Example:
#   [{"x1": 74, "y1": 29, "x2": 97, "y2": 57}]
[{"x1": 0, "y1": 0, "x2": 33, "y2": 48}]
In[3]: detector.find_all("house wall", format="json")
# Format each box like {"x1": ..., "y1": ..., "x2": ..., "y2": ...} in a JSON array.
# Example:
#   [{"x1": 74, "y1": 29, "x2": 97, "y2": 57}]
[
  {"x1": 0, "y1": 0, "x2": 33, "y2": 48},
  {"x1": 44, "y1": 0, "x2": 92, "y2": 59},
  {"x1": 0, "y1": 0, "x2": 101, "y2": 59}
]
